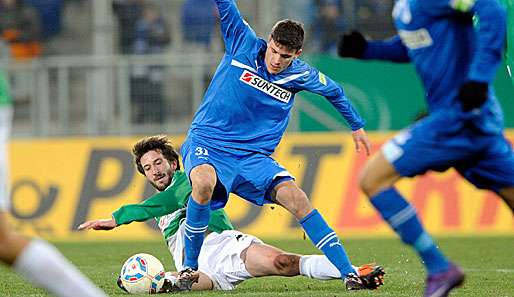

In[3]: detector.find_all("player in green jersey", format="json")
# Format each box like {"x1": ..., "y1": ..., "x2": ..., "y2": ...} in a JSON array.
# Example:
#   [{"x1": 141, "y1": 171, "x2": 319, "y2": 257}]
[{"x1": 79, "y1": 135, "x2": 385, "y2": 292}]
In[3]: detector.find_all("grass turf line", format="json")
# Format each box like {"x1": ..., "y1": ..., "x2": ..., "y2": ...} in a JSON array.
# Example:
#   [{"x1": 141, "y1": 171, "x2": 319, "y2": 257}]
[{"x1": 0, "y1": 236, "x2": 512, "y2": 296}]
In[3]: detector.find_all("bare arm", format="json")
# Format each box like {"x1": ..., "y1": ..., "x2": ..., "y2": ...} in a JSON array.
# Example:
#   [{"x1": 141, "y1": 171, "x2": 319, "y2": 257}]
[{"x1": 77, "y1": 217, "x2": 117, "y2": 231}]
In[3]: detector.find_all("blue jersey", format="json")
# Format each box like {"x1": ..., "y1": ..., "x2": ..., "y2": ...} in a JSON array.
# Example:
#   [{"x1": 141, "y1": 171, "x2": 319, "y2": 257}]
[
  {"x1": 188, "y1": 0, "x2": 365, "y2": 155},
  {"x1": 363, "y1": 0, "x2": 506, "y2": 134}
]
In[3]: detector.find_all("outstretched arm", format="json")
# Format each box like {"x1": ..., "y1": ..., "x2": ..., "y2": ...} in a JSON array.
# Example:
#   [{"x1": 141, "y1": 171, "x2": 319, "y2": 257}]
[
  {"x1": 78, "y1": 190, "x2": 185, "y2": 230},
  {"x1": 338, "y1": 32, "x2": 410, "y2": 63},
  {"x1": 297, "y1": 67, "x2": 371, "y2": 155},
  {"x1": 112, "y1": 194, "x2": 182, "y2": 226},
  {"x1": 78, "y1": 217, "x2": 117, "y2": 231},
  {"x1": 215, "y1": 0, "x2": 258, "y2": 55},
  {"x1": 363, "y1": 36, "x2": 410, "y2": 62}
]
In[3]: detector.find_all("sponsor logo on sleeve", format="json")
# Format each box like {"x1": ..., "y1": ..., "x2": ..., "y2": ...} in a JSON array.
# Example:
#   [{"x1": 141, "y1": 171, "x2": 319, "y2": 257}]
[
  {"x1": 399, "y1": 28, "x2": 433, "y2": 50},
  {"x1": 319, "y1": 72, "x2": 327, "y2": 85},
  {"x1": 239, "y1": 70, "x2": 292, "y2": 103}
]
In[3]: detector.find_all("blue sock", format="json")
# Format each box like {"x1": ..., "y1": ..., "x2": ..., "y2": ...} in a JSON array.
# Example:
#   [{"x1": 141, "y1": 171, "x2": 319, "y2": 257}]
[
  {"x1": 183, "y1": 196, "x2": 210, "y2": 270},
  {"x1": 300, "y1": 209, "x2": 355, "y2": 277},
  {"x1": 370, "y1": 188, "x2": 450, "y2": 274}
]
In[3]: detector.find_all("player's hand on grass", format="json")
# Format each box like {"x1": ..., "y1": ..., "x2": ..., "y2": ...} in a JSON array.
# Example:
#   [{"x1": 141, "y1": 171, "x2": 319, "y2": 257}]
[
  {"x1": 78, "y1": 218, "x2": 117, "y2": 231},
  {"x1": 337, "y1": 30, "x2": 367, "y2": 58},
  {"x1": 458, "y1": 80, "x2": 488, "y2": 111},
  {"x1": 352, "y1": 128, "x2": 371, "y2": 156}
]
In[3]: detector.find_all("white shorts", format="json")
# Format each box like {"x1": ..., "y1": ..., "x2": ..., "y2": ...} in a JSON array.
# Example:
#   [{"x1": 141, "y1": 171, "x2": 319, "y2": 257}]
[
  {"x1": 0, "y1": 106, "x2": 12, "y2": 211},
  {"x1": 170, "y1": 223, "x2": 262, "y2": 290}
]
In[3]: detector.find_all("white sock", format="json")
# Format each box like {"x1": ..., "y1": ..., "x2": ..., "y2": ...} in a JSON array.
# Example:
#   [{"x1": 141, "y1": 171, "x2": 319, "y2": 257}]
[
  {"x1": 299, "y1": 255, "x2": 359, "y2": 280},
  {"x1": 13, "y1": 239, "x2": 107, "y2": 297}
]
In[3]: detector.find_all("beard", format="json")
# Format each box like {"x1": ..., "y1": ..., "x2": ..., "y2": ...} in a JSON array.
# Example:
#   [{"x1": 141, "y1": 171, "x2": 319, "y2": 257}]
[{"x1": 150, "y1": 169, "x2": 173, "y2": 191}]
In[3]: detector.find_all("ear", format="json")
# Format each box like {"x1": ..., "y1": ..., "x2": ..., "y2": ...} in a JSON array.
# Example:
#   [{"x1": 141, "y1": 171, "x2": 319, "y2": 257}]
[
  {"x1": 171, "y1": 159, "x2": 178, "y2": 171},
  {"x1": 295, "y1": 48, "x2": 303, "y2": 58}
]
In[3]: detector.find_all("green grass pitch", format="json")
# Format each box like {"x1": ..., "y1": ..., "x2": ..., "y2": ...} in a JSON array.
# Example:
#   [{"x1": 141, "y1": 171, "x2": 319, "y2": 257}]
[{"x1": 1, "y1": 236, "x2": 513, "y2": 296}]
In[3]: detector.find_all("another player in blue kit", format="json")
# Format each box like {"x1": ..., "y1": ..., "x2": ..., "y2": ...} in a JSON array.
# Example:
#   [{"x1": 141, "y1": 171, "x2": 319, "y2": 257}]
[
  {"x1": 337, "y1": 0, "x2": 514, "y2": 296},
  {"x1": 177, "y1": 0, "x2": 385, "y2": 292}
]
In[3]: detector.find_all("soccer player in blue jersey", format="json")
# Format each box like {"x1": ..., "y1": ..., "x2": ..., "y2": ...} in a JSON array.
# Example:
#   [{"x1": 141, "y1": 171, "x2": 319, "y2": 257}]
[
  {"x1": 178, "y1": 0, "x2": 381, "y2": 291},
  {"x1": 337, "y1": 0, "x2": 514, "y2": 296}
]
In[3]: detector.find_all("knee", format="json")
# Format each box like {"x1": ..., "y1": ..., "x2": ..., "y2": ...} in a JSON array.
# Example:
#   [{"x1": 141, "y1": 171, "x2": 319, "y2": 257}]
[
  {"x1": 358, "y1": 169, "x2": 376, "y2": 198},
  {"x1": 359, "y1": 153, "x2": 400, "y2": 197},
  {"x1": 0, "y1": 233, "x2": 12, "y2": 262},
  {"x1": 190, "y1": 167, "x2": 216, "y2": 203},
  {"x1": 192, "y1": 181, "x2": 214, "y2": 203},
  {"x1": 0, "y1": 227, "x2": 27, "y2": 266},
  {"x1": 0, "y1": 230, "x2": 8, "y2": 249},
  {"x1": 0, "y1": 220, "x2": 10, "y2": 246},
  {"x1": 359, "y1": 164, "x2": 394, "y2": 198},
  {"x1": 273, "y1": 254, "x2": 300, "y2": 276}
]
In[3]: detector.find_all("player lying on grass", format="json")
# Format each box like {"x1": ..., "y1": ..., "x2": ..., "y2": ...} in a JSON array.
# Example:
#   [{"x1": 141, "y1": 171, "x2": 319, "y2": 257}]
[{"x1": 78, "y1": 135, "x2": 385, "y2": 292}]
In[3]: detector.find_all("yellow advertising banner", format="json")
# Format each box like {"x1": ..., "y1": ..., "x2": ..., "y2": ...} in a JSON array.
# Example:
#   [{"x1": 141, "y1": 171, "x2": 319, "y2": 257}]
[{"x1": 6, "y1": 133, "x2": 514, "y2": 240}]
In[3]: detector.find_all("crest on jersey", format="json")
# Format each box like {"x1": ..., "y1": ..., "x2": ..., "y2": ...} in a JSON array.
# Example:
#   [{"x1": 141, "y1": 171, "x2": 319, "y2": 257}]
[
  {"x1": 239, "y1": 70, "x2": 292, "y2": 103},
  {"x1": 318, "y1": 72, "x2": 327, "y2": 85},
  {"x1": 451, "y1": 0, "x2": 475, "y2": 12}
]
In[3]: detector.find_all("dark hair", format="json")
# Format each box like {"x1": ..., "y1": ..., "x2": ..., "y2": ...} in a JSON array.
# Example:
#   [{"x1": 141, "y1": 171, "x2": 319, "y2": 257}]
[
  {"x1": 132, "y1": 135, "x2": 180, "y2": 174},
  {"x1": 270, "y1": 19, "x2": 304, "y2": 51}
]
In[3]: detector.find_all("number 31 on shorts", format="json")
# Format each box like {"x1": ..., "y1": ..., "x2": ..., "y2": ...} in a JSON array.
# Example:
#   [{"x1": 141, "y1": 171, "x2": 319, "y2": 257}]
[{"x1": 194, "y1": 147, "x2": 209, "y2": 158}]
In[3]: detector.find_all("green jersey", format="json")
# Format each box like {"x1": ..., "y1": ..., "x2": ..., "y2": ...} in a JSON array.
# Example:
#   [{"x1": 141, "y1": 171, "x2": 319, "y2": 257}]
[
  {"x1": 0, "y1": 70, "x2": 12, "y2": 106},
  {"x1": 112, "y1": 171, "x2": 234, "y2": 241}
]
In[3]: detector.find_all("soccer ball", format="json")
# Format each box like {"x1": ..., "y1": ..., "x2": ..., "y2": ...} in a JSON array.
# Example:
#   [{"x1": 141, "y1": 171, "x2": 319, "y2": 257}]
[{"x1": 120, "y1": 253, "x2": 166, "y2": 294}]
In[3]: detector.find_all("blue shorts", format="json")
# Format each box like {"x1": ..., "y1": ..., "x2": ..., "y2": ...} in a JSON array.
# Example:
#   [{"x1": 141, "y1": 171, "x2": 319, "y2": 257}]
[
  {"x1": 180, "y1": 137, "x2": 294, "y2": 210},
  {"x1": 382, "y1": 113, "x2": 514, "y2": 193}
]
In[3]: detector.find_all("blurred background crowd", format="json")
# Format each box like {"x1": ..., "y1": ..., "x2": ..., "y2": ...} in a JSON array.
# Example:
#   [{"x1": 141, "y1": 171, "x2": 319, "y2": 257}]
[{"x1": 0, "y1": 0, "x2": 396, "y2": 137}]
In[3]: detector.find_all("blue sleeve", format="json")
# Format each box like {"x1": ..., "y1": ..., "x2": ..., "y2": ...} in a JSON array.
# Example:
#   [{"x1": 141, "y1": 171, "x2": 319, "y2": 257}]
[
  {"x1": 467, "y1": 0, "x2": 506, "y2": 83},
  {"x1": 215, "y1": 0, "x2": 259, "y2": 55},
  {"x1": 420, "y1": 0, "x2": 506, "y2": 83},
  {"x1": 362, "y1": 35, "x2": 410, "y2": 62},
  {"x1": 298, "y1": 67, "x2": 365, "y2": 131}
]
